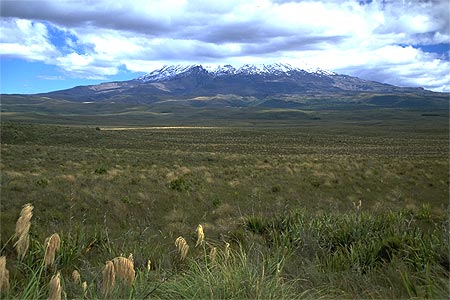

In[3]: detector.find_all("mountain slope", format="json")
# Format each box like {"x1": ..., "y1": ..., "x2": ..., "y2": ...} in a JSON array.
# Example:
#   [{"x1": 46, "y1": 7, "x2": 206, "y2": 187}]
[{"x1": 20, "y1": 63, "x2": 447, "y2": 109}]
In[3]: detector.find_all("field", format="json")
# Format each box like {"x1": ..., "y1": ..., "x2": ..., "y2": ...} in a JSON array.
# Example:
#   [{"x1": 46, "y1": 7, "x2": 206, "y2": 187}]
[{"x1": 0, "y1": 110, "x2": 449, "y2": 299}]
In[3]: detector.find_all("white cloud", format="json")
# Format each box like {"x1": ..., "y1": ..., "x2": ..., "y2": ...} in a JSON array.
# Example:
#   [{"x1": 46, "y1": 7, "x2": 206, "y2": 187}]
[
  {"x1": 0, "y1": 0, "x2": 449, "y2": 91},
  {"x1": 0, "y1": 18, "x2": 58, "y2": 61},
  {"x1": 56, "y1": 53, "x2": 118, "y2": 79}
]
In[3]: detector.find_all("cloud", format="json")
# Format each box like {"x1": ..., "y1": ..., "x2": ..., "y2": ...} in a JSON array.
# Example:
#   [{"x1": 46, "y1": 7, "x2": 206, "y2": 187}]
[
  {"x1": 36, "y1": 75, "x2": 65, "y2": 80},
  {"x1": 0, "y1": 18, "x2": 58, "y2": 61},
  {"x1": 332, "y1": 45, "x2": 450, "y2": 91},
  {"x1": 0, "y1": 0, "x2": 449, "y2": 91}
]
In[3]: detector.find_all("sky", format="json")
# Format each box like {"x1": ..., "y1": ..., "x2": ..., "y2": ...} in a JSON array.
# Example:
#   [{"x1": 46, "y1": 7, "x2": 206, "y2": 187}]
[{"x1": 1, "y1": 0, "x2": 449, "y2": 94}]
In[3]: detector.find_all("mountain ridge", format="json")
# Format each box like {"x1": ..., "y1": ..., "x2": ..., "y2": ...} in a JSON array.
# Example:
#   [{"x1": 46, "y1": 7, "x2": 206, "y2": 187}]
[
  {"x1": 3, "y1": 63, "x2": 444, "y2": 110},
  {"x1": 136, "y1": 63, "x2": 336, "y2": 83}
]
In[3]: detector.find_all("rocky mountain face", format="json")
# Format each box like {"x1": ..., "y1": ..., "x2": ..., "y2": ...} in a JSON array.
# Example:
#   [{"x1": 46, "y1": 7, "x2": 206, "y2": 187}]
[{"x1": 35, "y1": 64, "x2": 447, "y2": 109}]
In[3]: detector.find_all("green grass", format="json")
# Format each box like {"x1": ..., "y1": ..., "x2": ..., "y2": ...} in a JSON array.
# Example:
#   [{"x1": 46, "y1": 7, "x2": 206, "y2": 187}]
[
  {"x1": 1, "y1": 118, "x2": 448, "y2": 299},
  {"x1": 1, "y1": 207, "x2": 448, "y2": 299}
]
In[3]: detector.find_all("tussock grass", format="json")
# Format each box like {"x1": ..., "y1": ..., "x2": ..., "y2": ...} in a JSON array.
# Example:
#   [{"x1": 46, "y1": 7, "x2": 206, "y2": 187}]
[{"x1": 1, "y1": 203, "x2": 447, "y2": 299}]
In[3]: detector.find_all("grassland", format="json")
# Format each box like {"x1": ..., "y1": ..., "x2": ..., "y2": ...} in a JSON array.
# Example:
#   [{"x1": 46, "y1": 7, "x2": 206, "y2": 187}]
[{"x1": 0, "y1": 111, "x2": 449, "y2": 299}]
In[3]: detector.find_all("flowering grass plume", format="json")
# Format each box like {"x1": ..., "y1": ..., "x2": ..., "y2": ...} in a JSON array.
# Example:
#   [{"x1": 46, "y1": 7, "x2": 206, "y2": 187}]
[
  {"x1": 353, "y1": 199, "x2": 362, "y2": 211},
  {"x1": 102, "y1": 261, "x2": 115, "y2": 297},
  {"x1": 44, "y1": 233, "x2": 61, "y2": 267},
  {"x1": 81, "y1": 281, "x2": 88, "y2": 297},
  {"x1": 195, "y1": 224, "x2": 205, "y2": 247},
  {"x1": 112, "y1": 256, "x2": 135, "y2": 286},
  {"x1": 225, "y1": 242, "x2": 231, "y2": 260},
  {"x1": 49, "y1": 272, "x2": 62, "y2": 300},
  {"x1": 210, "y1": 247, "x2": 217, "y2": 263},
  {"x1": 146, "y1": 259, "x2": 151, "y2": 272},
  {"x1": 175, "y1": 236, "x2": 189, "y2": 260},
  {"x1": 0, "y1": 256, "x2": 9, "y2": 294},
  {"x1": 14, "y1": 203, "x2": 33, "y2": 259},
  {"x1": 72, "y1": 270, "x2": 81, "y2": 284}
]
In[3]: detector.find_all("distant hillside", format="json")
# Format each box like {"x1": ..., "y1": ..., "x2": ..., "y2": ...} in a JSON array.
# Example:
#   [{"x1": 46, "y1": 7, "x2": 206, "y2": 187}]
[{"x1": 25, "y1": 63, "x2": 447, "y2": 109}]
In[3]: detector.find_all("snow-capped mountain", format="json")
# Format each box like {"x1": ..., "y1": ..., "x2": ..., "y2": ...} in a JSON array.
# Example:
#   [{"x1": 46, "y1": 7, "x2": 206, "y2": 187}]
[
  {"x1": 137, "y1": 63, "x2": 336, "y2": 82},
  {"x1": 35, "y1": 62, "x2": 445, "y2": 110}
]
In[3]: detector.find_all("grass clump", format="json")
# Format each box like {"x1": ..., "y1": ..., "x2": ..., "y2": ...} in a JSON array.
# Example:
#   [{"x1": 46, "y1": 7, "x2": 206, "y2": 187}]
[
  {"x1": 2, "y1": 202, "x2": 448, "y2": 299},
  {"x1": 152, "y1": 246, "x2": 296, "y2": 300},
  {"x1": 246, "y1": 209, "x2": 449, "y2": 299}
]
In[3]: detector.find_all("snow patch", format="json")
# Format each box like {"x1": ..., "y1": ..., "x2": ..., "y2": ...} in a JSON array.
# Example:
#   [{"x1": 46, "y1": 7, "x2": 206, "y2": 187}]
[{"x1": 137, "y1": 63, "x2": 336, "y2": 82}]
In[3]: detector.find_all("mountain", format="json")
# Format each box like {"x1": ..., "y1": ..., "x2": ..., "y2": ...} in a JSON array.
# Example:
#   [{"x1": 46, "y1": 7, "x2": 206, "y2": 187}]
[
  {"x1": 136, "y1": 63, "x2": 335, "y2": 82},
  {"x1": 17, "y1": 63, "x2": 450, "y2": 109}
]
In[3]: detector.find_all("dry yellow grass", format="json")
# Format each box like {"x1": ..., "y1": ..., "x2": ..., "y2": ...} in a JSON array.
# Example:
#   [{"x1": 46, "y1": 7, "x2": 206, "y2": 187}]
[
  {"x1": 195, "y1": 224, "x2": 205, "y2": 247},
  {"x1": 44, "y1": 233, "x2": 61, "y2": 267},
  {"x1": 60, "y1": 174, "x2": 76, "y2": 183},
  {"x1": 112, "y1": 256, "x2": 135, "y2": 286},
  {"x1": 0, "y1": 256, "x2": 9, "y2": 294},
  {"x1": 166, "y1": 166, "x2": 191, "y2": 182},
  {"x1": 228, "y1": 179, "x2": 241, "y2": 187},
  {"x1": 175, "y1": 236, "x2": 189, "y2": 260},
  {"x1": 49, "y1": 272, "x2": 61, "y2": 300},
  {"x1": 14, "y1": 203, "x2": 33, "y2": 259},
  {"x1": 102, "y1": 261, "x2": 115, "y2": 297},
  {"x1": 4, "y1": 171, "x2": 24, "y2": 179},
  {"x1": 99, "y1": 126, "x2": 218, "y2": 131},
  {"x1": 106, "y1": 168, "x2": 122, "y2": 179}
]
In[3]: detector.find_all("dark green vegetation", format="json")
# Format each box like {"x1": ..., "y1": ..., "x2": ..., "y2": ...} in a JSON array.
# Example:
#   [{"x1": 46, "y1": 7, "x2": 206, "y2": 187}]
[
  {"x1": 1, "y1": 109, "x2": 449, "y2": 298},
  {"x1": 1, "y1": 92, "x2": 448, "y2": 126}
]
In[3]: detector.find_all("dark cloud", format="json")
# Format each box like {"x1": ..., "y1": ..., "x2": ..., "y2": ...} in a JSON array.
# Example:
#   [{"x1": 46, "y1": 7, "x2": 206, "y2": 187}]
[
  {"x1": 2, "y1": 0, "x2": 447, "y2": 49},
  {"x1": 193, "y1": 22, "x2": 289, "y2": 44},
  {"x1": 0, "y1": 0, "x2": 172, "y2": 35},
  {"x1": 241, "y1": 35, "x2": 346, "y2": 55}
]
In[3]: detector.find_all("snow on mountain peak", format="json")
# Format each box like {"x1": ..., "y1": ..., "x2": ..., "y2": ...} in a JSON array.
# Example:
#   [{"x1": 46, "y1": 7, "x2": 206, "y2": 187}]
[{"x1": 137, "y1": 63, "x2": 336, "y2": 82}]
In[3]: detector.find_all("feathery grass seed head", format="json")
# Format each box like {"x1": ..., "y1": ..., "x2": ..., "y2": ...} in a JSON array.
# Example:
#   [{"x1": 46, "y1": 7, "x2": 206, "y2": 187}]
[
  {"x1": 210, "y1": 247, "x2": 217, "y2": 263},
  {"x1": 225, "y1": 242, "x2": 231, "y2": 260},
  {"x1": 112, "y1": 256, "x2": 135, "y2": 286},
  {"x1": 72, "y1": 270, "x2": 81, "y2": 284},
  {"x1": 14, "y1": 203, "x2": 33, "y2": 259},
  {"x1": 0, "y1": 256, "x2": 9, "y2": 294},
  {"x1": 196, "y1": 224, "x2": 205, "y2": 247},
  {"x1": 44, "y1": 233, "x2": 61, "y2": 267},
  {"x1": 81, "y1": 281, "x2": 88, "y2": 297},
  {"x1": 146, "y1": 259, "x2": 151, "y2": 272},
  {"x1": 102, "y1": 261, "x2": 115, "y2": 296},
  {"x1": 49, "y1": 272, "x2": 62, "y2": 300},
  {"x1": 175, "y1": 236, "x2": 189, "y2": 260}
]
